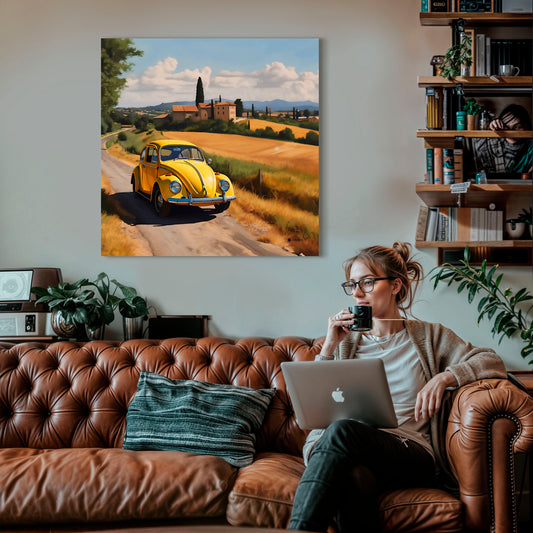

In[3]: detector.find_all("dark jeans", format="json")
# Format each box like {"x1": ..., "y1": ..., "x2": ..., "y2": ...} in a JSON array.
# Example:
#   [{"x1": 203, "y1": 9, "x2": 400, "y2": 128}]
[{"x1": 288, "y1": 419, "x2": 436, "y2": 533}]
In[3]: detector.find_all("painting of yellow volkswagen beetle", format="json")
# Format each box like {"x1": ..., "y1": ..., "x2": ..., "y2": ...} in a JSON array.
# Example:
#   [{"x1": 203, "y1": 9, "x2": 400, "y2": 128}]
[{"x1": 131, "y1": 140, "x2": 236, "y2": 217}]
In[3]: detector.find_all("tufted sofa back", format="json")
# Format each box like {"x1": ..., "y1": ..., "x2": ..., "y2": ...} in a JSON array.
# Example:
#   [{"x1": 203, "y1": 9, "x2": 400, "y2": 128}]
[{"x1": 0, "y1": 336, "x2": 323, "y2": 455}]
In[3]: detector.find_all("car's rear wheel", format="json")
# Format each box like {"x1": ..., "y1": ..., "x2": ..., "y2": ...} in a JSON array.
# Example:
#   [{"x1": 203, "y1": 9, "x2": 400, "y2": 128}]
[
  {"x1": 213, "y1": 202, "x2": 231, "y2": 213},
  {"x1": 152, "y1": 185, "x2": 171, "y2": 217}
]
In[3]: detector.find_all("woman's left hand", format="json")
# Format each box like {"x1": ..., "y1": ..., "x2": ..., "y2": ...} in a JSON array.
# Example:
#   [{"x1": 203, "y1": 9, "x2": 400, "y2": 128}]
[{"x1": 415, "y1": 371, "x2": 458, "y2": 422}]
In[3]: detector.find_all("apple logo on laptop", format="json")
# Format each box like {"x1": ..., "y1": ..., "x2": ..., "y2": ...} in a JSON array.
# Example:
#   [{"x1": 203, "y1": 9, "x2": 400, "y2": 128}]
[{"x1": 332, "y1": 387, "x2": 344, "y2": 403}]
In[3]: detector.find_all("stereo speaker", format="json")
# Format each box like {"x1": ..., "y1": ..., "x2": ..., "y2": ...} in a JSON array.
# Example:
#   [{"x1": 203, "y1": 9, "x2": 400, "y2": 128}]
[{"x1": 0, "y1": 268, "x2": 62, "y2": 312}]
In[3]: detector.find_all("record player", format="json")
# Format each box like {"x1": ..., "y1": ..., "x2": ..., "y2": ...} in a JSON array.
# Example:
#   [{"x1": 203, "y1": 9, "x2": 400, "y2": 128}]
[{"x1": 0, "y1": 268, "x2": 62, "y2": 340}]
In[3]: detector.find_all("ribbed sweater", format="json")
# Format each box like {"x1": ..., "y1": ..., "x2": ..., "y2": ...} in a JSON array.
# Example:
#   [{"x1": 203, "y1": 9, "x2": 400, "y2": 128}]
[{"x1": 303, "y1": 320, "x2": 507, "y2": 482}]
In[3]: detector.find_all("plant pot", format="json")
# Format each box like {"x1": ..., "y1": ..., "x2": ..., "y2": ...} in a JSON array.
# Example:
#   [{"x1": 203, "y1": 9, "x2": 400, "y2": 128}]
[
  {"x1": 460, "y1": 64, "x2": 471, "y2": 76},
  {"x1": 123, "y1": 316, "x2": 145, "y2": 341},
  {"x1": 85, "y1": 324, "x2": 105, "y2": 341},
  {"x1": 51, "y1": 311, "x2": 79, "y2": 338},
  {"x1": 467, "y1": 114, "x2": 475, "y2": 130},
  {"x1": 505, "y1": 219, "x2": 525, "y2": 239}
]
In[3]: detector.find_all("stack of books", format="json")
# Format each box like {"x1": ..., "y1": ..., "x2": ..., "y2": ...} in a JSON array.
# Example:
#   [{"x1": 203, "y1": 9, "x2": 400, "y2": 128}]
[
  {"x1": 416, "y1": 205, "x2": 504, "y2": 242},
  {"x1": 421, "y1": 0, "x2": 525, "y2": 12},
  {"x1": 426, "y1": 145, "x2": 464, "y2": 184},
  {"x1": 475, "y1": 35, "x2": 532, "y2": 76}
]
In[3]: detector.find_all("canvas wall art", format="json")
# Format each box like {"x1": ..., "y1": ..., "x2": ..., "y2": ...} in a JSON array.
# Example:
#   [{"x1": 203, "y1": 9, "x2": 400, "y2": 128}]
[{"x1": 101, "y1": 38, "x2": 319, "y2": 257}]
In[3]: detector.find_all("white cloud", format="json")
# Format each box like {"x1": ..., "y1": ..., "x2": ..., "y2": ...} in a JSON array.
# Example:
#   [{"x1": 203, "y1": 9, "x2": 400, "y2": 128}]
[
  {"x1": 118, "y1": 58, "x2": 318, "y2": 107},
  {"x1": 212, "y1": 61, "x2": 318, "y2": 101},
  {"x1": 120, "y1": 57, "x2": 212, "y2": 106}
]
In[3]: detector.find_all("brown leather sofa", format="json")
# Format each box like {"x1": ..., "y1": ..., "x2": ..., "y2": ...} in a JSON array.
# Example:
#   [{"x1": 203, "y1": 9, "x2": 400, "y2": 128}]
[{"x1": 0, "y1": 336, "x2": 532, "y2": 533}]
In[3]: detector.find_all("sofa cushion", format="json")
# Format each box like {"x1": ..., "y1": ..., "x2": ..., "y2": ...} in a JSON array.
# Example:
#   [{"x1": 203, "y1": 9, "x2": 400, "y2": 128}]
[
  {"x1": 379, "y1": 488, "x2": 463, "y2": 533},
  {"x1": 0, "y1": 447, "x2": 237, "y2": 525},
  {"x1": 227, "y1": 452, "x2": 305, "y2": 529},
  {"x1": 123, "y1": 371, "x2": 276, "y2": 467},
  {"x1": 227, "y1": 453, "x2": 462, "y2": 533}
]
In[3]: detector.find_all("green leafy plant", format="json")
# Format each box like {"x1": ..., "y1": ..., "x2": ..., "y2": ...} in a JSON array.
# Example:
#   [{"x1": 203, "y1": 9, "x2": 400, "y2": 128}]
[
  {"x1": 32, "y1": 273, "x2": 148, "y2": 330},
  {"x1": 85, "y1": 273, "x2": 121, "y2": 328},
  {"x1": 31, "y1": 279, "x2": 98, "y2": 327},
  {"x1": 517, "y1": 207, "x2": 532, "y2": 225},
  {"x1": 112, "y1": 280, "x2": 149, "y2": 318},
  {"x1": 440, "y1": 33, "x2": 472, "y2": 80},
  {"x1": 431, "y1": 248, "x2": 533, "y2": 364},
  {"x1": 463, "y1": 98, "x2": 482, "y2": 116}
]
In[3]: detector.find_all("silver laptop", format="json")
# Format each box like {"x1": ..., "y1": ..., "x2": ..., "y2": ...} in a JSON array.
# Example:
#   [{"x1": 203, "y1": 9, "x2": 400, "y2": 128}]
[{"x1": 281, "y1": 359, "x2": 398, "y2": 430}]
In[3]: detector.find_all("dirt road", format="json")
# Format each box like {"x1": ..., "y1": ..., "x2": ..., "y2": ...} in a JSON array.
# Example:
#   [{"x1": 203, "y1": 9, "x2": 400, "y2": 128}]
[{"x1": 100, "y1": 135, "x2": 294, "y2": 256}]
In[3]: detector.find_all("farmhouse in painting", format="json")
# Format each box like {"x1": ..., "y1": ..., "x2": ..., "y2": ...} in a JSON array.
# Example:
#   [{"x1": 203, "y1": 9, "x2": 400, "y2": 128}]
[{"x1": 154, "y1": 99, "x2": 237, "y2": 125}]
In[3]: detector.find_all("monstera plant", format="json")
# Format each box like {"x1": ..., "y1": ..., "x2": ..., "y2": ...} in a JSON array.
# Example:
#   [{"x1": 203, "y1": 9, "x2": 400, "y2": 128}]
[{"x1": 431, "y1": 248, "x2": 533, "y2": 365}]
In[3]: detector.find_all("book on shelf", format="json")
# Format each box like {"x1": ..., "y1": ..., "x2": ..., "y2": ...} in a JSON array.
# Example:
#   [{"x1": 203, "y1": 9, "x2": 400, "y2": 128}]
[
  {"x1": 490, "y1": 39, "x2": 532, "y2": 76},
  {"x1": 459, "y1": 0, "x2": 493, "y2": 12},
  {"x1": 434, "y1": 148, "x2": 443, "y2": 184},
  {"x1": 417, "y1": 207, "x2": 504, "y2": 243},
  {"x1": 421, "y1": 0, "x2": 429, "y2": 12},
  {"x1": 430, "y1": 0, "x2": 449, "y2": 11},
  {"x1": 416, "y1": 205, "x2": 430, "y2": 241},
  {"x1": 426, "y1": 148, "x2": 435, "y2": 184},
  {"x1": 476, "y1": 33, "x2": 486, "y2": 76},
  {"x1": 426, "y1": 208, "x2": 440, "y2": 241}
]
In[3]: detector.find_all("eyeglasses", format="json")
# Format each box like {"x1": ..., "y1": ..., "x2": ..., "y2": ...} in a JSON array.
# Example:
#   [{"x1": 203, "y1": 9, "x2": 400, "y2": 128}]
[{"x1": 341, "y1": 277, "x2": 394, "y2": 295}]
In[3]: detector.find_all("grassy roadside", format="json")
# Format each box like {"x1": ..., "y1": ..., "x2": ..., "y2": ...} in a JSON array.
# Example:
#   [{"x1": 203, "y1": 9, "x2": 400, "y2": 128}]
[
  {"x1": 106, "y1": 129, "x2": 319, "y2": 255},
  {"x1": 101, "y1": 173, "x2": 152, "y2": 256}
]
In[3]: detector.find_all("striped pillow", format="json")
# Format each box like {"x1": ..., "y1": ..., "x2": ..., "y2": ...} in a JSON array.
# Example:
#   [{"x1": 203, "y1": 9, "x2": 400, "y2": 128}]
[{"x1": 123, "y1": 372, "x2": 276, "y2": 467}]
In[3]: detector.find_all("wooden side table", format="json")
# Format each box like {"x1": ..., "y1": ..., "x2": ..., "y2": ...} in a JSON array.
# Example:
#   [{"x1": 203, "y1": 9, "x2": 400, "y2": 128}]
[{"x1": 508, "y1": 371, "x2": 533, "y2": 530}]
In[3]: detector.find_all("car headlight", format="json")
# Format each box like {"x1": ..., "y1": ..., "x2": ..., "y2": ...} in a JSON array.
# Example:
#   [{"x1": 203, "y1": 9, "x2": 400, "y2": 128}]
[
  {"x1": 219, "y1": 179, "x2": 230, "y2": 192},
  {"x1": 169, "y1": 180, "x2": 182, "y2": 194}
]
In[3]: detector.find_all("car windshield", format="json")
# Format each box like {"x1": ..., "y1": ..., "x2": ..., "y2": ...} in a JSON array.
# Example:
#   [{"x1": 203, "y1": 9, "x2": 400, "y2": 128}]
[{"x1": 160, "y1": 144, "x2": 204, "y2": 162}]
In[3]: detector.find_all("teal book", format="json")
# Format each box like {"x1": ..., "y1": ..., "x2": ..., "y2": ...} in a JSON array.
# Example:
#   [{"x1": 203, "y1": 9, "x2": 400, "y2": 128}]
[{"x1": 426, "y1": 148, "x2": 434, "y2": 184}]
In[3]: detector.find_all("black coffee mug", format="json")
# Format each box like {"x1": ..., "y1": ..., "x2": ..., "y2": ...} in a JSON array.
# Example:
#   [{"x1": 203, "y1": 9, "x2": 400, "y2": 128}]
[{"x1": 348, "y1": 305, "x2": 372, "y2": 331}]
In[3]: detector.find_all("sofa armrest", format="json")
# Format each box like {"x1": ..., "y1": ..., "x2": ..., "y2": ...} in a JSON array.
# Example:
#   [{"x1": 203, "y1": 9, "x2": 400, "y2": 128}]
[{"x1": 446, "y1": 378, "x2": 533, "y2": 533}]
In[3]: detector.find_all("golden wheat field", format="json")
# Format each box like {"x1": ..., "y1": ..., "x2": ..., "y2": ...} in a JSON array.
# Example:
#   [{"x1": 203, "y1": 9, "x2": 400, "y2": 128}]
[
  {"x1": 165, "y1": 131, "x2": 319, "y2": 177},
  {"x1": 245, "y1": 118, "x2": 319, "y2": 140}
]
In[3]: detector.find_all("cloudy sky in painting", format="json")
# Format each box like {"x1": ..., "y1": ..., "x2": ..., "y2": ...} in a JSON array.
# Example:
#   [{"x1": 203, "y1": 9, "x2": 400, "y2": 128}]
[{"x1": 116, "y1": 38, "x2": 319, "y2": 107}]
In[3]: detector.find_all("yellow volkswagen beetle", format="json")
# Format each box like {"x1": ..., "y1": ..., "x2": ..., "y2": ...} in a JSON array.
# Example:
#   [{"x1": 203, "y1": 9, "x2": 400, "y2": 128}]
[{"x1": 131, "y1": 140, "x2": 236, "y2": 217}]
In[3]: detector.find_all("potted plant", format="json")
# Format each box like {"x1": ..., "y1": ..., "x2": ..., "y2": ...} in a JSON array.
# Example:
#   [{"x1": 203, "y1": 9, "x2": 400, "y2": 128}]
[
  {"x1": 32, "y1": 273, "x2": 149, "y2": 340},
  {"x1": 517, "y1": 207, "x2": 532, "y2": 238},
  {"x1": 84, "y1": 272, "x2": 121, "y2": 339},
  {"x1": 31, "y1": 279, "x2": 99, "y2": 338},
  {"x1": 440, "y1": 32, "x2": 472, "y2": 80},
  {"x1": 463, "y1": 98, "x2": 482, "y2": 130},
  {"x1": 431, "y1": 248, "x2": 533, "y2": 365},
  {"x1": 112, "y1": 280, "x2": 149, "y2": 340}
]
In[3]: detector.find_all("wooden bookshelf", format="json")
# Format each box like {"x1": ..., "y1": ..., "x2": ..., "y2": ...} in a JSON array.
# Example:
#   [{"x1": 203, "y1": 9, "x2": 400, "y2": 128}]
[
  {"x1": 416, "y1": 240, "x2": 531, "y2": 248},
  {"x1": 418, "y1": 76, "x2": 533, "y2": 88},
  {"x1": 417, "y1": 10, "x2": 532, "y2": 266},
  {"x1": 420, "y1": 12, "x2": 532, "y2": 27},
  {"x1": 417, "y1": 130, "x2": 532, "y2": 139},
  {"x1": 416, "y1": 183, "x2": 532, "y2": 208}
]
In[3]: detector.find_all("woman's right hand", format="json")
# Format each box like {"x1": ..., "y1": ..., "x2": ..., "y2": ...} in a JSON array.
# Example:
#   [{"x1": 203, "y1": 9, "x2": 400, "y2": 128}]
[
  {"x1": 489, "y1": 118, "x2": 505, "y2": 131},
  {"x1": 321, "y1": 309, "x2": 354, "y2": 355}
]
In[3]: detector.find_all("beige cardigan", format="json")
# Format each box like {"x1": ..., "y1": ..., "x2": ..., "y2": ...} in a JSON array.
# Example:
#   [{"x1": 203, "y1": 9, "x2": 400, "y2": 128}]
[{"x1": 303, "y1": 320, "x2": 507, "y2": 482}]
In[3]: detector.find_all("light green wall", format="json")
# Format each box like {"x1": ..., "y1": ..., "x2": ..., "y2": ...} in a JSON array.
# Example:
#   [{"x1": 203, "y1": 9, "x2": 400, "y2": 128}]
[{"x1": 0, "y1": 0, "x2": 531, "y2": 369}]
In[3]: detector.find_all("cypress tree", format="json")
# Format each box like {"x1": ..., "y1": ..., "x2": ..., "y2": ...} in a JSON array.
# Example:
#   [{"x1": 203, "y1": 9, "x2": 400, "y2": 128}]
[{"x1": 195, "y1": 77, "x2": 204, "y2": 105}]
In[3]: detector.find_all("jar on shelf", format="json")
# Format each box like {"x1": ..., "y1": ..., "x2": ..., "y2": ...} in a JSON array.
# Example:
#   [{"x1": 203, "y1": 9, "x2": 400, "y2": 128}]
[
  {"x1": 479, "y1": 110, "x2": 491, "y2": 131},
  {"x1": 426, "y1": 87, "x2": 443, "y2": 129}
]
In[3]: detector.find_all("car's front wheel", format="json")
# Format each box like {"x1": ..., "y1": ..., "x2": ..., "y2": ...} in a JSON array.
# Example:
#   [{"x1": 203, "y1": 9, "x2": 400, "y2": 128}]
[
  {"x1": 213, "y1": 202, "x2": 231, "y2": 213},
  {"x1": 152, "y1": 185, "x2": 171, "y2": 217}
]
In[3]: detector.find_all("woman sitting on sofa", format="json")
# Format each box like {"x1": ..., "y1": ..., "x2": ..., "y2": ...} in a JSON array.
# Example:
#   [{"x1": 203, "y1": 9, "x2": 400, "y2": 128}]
[{"x1": 288, "y1": 242, "x2": 506, "y2": 533}]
